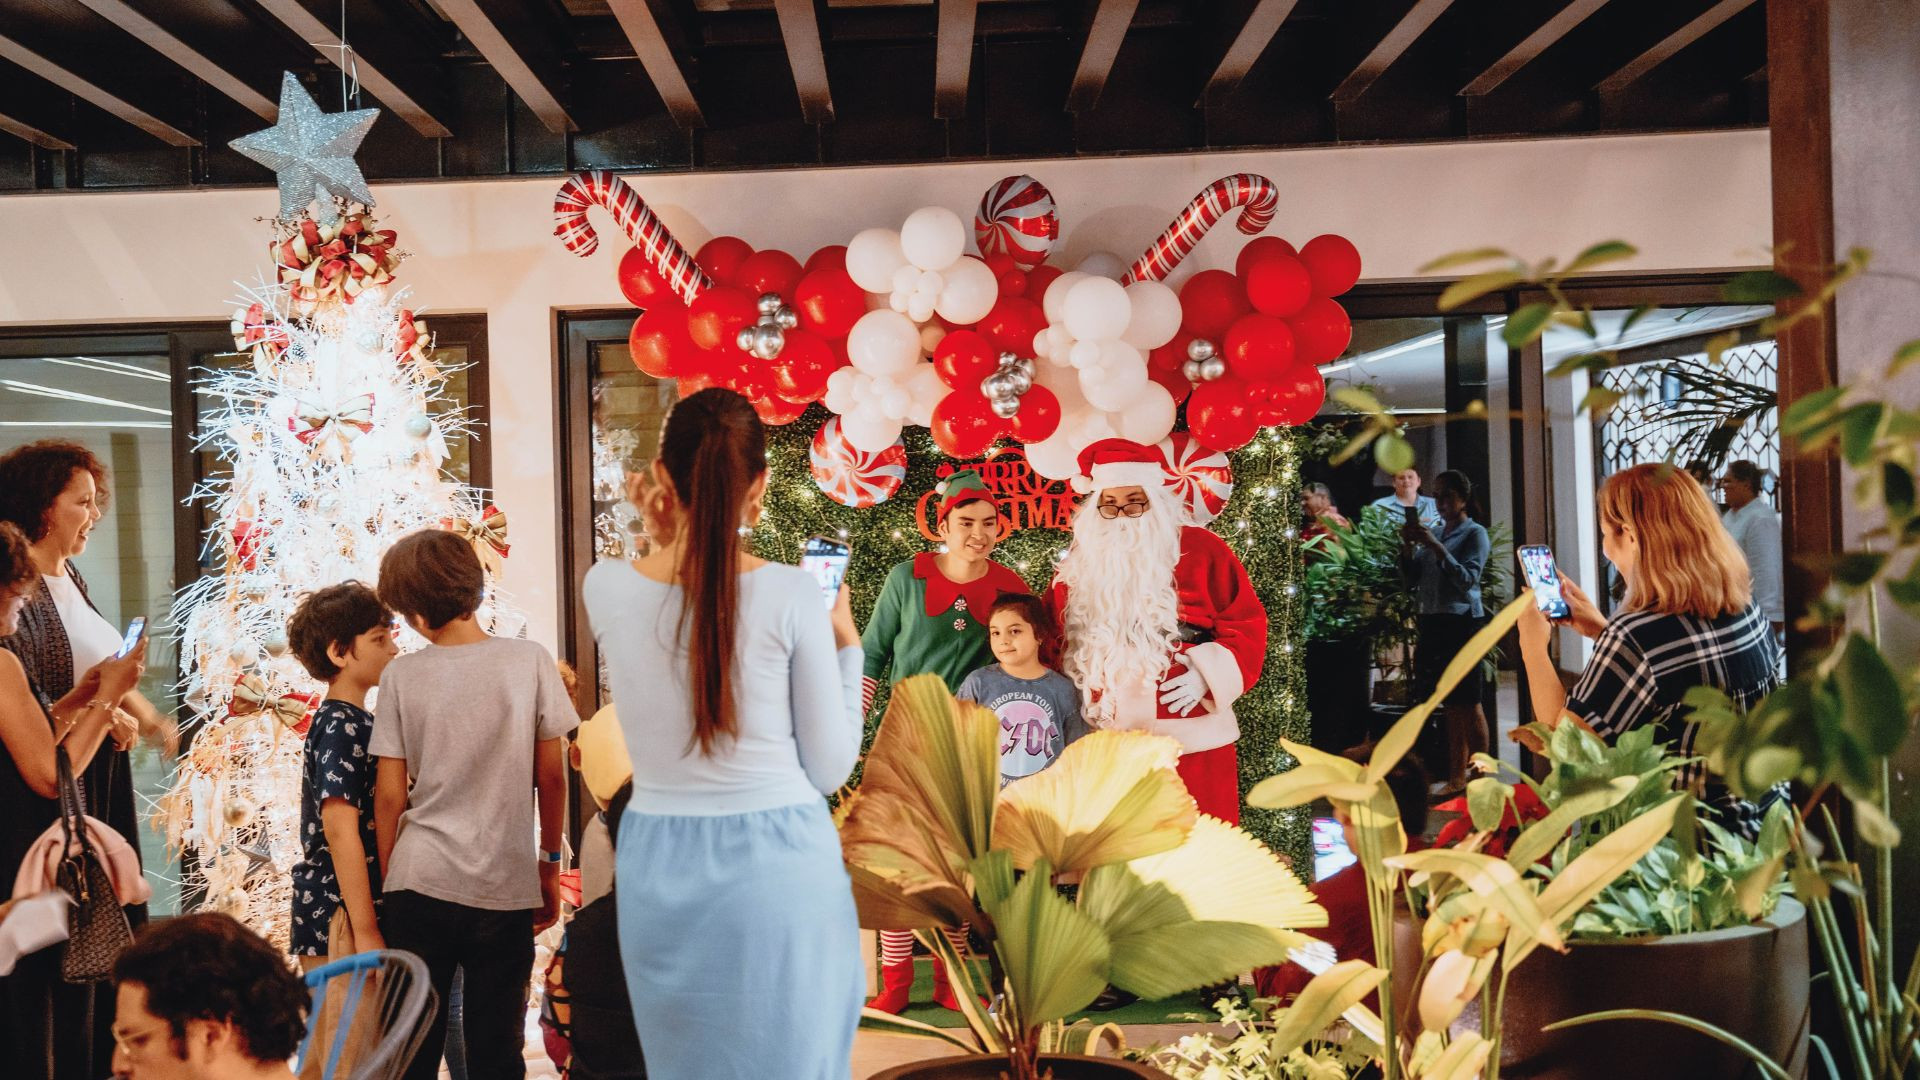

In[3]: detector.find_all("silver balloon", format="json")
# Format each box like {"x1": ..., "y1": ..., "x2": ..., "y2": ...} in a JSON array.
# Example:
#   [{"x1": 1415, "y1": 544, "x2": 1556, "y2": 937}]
[
  {"x1": 1199, "y1": 356, "x2": 1227, "y2": 381},
  {"x1": 1004, "y1": 369, "x2": 1033, "y2": 395},
  {"x1": 752, "y1": 324, "x2": 786, "y2": 359},
  {"x1": 1014, "y1": 357, "x2": 1036, "y2": 379},
  {"x1": 1187, "y1": 337, "x2": 1217, "y2": 363},
  {"x1": 1182, "y1": 359, "x2": 1203, "y2": 382},
  {"x1": 981, "y1": 371, "x2": 1016, "y2": 399},
  {"x1": 990, "y1": 394, "x2": 1022, "y2": 419},
  {"x1": 756, "y1": 293, "x2": 785, "y2": 317},
  {"x1": 997, "y1": 350, "x2": 1019, "y2": 367},
  {"x1": 736, "y1": 327, "x2": 759, "y2": 352},
  {"x1": 773, "y1": 307, "x2": 799, "y2": 331}
]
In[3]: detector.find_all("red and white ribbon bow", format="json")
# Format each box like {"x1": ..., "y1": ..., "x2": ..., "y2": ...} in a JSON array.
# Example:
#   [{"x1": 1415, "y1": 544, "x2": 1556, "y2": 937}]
[
  {"x1": 229, "y1": 302, "x2": 289, "y2": 373},
  {"x1": 395, "y1": 309, "x2": 439, "y2": 379},
  {"x1": 444, "y1": 504, "x2": 510, "y2": 576},
  {"x1": 227, "y1": 673, "x2": 318, "y2": 736},
  {"x1": 275, "y1": 212, "x2": 400, "y2": 305},
  {"x1": 288, "y1": 393, "x2": 375, "y2": 458}
]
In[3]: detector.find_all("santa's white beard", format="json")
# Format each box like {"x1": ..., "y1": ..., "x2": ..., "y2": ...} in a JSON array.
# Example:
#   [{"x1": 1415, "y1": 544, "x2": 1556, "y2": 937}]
[{"x1": 1058, "y1": 490, "x2": 1183, "y2": 723}]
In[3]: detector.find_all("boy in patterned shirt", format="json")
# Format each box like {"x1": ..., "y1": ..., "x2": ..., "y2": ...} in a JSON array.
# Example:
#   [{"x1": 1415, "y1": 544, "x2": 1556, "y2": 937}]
[{"x1": 286, "y1": 581, "x2": 398, "y2": 967}]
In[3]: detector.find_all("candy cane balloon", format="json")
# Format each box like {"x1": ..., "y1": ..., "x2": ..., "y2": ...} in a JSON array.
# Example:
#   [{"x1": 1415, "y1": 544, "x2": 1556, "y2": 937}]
[
  {"x1": 553, "y1": 170, "x2": 713, "y2": 306},
  {"x1": 1121, "y1": 174, "x2": 1279, "y2": 285}
]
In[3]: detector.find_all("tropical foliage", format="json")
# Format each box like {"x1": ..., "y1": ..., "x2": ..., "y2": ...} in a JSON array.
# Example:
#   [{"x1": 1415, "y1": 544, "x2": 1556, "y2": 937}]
[{"x1": 1132, "y1": 994, "x2": 1370, "y2": 1080}]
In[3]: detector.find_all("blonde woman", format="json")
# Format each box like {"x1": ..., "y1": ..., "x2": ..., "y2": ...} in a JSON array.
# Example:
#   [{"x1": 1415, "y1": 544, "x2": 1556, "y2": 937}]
[{"x1": 1517, "y1": 463, "x2": 1785, "y2": 835}]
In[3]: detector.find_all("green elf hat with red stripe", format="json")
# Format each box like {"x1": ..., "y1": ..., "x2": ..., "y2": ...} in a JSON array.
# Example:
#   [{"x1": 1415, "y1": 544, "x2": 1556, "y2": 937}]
[{"x1": 935, "y1": 469, "x2": 997, "y2": 523}]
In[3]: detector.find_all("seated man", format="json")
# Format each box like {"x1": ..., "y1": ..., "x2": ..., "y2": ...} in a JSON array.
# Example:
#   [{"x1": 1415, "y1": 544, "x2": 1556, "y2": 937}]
[{"x1": 111, "y1": 913, "x2": 309, "y2": 1080}]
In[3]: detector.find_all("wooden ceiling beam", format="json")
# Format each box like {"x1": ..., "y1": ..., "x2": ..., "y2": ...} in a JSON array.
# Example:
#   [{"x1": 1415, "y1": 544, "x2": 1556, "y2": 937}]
[
  {"x1": 70, "y1": 0, "x2": 277, "y2": 121},
  {"x1": 249, "y1": 0, "x2": 454, "y2": 138},
  {"x1": 0, "y1": 31, "x2": 198, "y2": 145},
  {"x1": 1459, "y1": 0, "x2": 1610, "y2": 97},
  {"x1": 1067, "y1": 0, "x2": 1140, "y2": 114},
  {"x1": 1199, "y1": 0, "x2": 1300, "y2": 105},
  {"x1": 1330, "y1": 0, "x2": 1455, "y2": 104},
  {"x1": 433, "y1": 0, "x2": 576, "y2": 134},
  {"x1": 933, "y1": 0, "x2": 978, "y2": 119},
  {"x1": 0, "y1": 111, "x2": 74, "y2": 151},
  {"x1": 773, "y1": 0, "x2": 834, "y2": 124},
  {"x1": 1595, "y1": 0, "x2": 1759, "y2": 93},
  {"x1": 604, "y1": 0, "x2": 704, "y2": 129}
]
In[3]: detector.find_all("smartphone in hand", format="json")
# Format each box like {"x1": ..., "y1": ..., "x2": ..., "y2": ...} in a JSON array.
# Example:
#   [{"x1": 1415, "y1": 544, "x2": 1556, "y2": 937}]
[
  {"x1": 1517, "y1": 545, "x2": 1572, "y2": 620},
  {"x1": 800, "y1": 536, "x2": 851, "y2": 610},
  {"x1": 116, "y1": 615, "x2": 147, "y2": 658}
]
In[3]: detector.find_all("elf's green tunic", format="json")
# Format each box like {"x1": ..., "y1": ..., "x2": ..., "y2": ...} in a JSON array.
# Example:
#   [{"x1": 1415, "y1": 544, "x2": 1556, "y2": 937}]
[{"x1": 861, "y1": 552, "x2": 1031, "y2": 693}]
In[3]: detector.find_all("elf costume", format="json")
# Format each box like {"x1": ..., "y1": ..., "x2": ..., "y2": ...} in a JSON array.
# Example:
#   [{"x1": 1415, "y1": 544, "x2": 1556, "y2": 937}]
[{"x1": 859, "y1": 469, "x2": 1028, "y2": 1014}]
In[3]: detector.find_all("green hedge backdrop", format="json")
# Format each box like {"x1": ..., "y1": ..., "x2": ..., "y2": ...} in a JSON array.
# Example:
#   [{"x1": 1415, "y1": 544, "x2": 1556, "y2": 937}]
[{"x1": 754, "y1": 406, "x2": 1311, "y2": 872}]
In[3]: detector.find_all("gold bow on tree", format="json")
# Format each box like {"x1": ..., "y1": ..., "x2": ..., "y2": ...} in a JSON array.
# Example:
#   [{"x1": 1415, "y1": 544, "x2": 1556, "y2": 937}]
[
  {"x1": 227, "y1": 673, "x2": 318, "y2": 736},
  {"x1": 288, "y1": 392, "x2": 375, "y2": 460},
  {"x1": 445, "y1": 505, "x2": 510, "y2": 576}
]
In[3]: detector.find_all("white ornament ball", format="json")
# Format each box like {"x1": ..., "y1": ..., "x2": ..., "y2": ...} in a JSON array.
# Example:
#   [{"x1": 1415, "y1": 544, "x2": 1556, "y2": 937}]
[
  {"x1": 1025, "y1": 432, "x2": 1081, "y2": 480},
  {"x1": 222, "y1": 797, "x2": 257, "y2": 828},
  {"x1": 899, "y1": 206, "x2": 967, "y2": 271},
  {"x1": 847, "y1": 228, "x2": 910, "y2": 293},
  {"x1": 892, "y1": 264, "x2": 922, "y2": 295},
  {"x1": 1068, "y1": 339, "x2": 1104, "y2": 371},
  {"x1": 1121, "y1": 280, "x2": 1183, "y2": 350},
  {"x1": 1063, "y1": 276, "x2": 1132, "y2": 342},
  {"x1": 263, "y1": 630, "x2": 289, "y2": 657},
  {"x1": 227, "y1": 641, "x2": 256, "y2": 665},
  {"x1": 403, "y1": 413, "x2": 433, "y2": 439}
]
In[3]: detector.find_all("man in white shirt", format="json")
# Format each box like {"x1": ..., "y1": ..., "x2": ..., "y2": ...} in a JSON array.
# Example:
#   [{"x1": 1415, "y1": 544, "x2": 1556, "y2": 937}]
[{"x1": 1719, "y1": 460, "x2": 1784, "y2": 637}]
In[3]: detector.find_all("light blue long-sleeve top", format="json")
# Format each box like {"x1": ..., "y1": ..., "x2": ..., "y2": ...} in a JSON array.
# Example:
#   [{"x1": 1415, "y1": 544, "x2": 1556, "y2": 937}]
[
  {"x1": 1401, "y1": 517, "x2": 1491, "y2": 618},
  {"x1": 1722, "y1": 499, "x2": 1784, "y2": 624},
  {"x1": 584, "y1": 559, "x2": 865, "y2": 816}
]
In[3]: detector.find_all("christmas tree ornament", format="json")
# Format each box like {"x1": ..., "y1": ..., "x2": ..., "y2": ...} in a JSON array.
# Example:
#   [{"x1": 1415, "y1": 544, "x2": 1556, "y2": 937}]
[
  {"x1": 222, "y1": 797, "x2": 257, "y2": 828},
  {"x1": 262, "y1": 630, "x2": 289, "y2": 657},
  {"x1": 228, "y1": 73, "x2": 380, "y2": 225},
  {"x1": 403, "y1": 413, "x2": 433, "y2": 439}
]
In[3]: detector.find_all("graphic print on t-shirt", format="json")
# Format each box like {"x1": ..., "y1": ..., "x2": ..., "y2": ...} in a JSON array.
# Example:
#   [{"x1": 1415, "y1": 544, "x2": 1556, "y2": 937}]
[{"x1": 995, "y1": 694, "x2": 1063, "y2": 779}]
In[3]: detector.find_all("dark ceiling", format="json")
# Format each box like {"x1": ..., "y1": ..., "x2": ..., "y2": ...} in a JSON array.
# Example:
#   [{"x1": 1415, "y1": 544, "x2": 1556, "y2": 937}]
[{"x1": 0, "y1": 0, "x2": 1767, "y2": 193}]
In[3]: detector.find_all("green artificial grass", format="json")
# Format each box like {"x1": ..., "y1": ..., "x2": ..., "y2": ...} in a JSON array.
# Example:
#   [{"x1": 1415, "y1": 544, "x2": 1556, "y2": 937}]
[{"x1": 889, "y1": 958, "x2": 1222, "y2": 1030}]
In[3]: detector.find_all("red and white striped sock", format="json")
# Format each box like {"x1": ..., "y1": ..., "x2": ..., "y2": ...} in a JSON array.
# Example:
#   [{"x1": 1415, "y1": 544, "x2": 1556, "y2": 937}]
[
  {"x1": 862, "y1": 676, "x2": 879, "y2": 716},
  {"x1": 879, "y1": 928, "x2": 913, "y2": 967},
  {"x1": 942, "y1": 924, "x2": 972, "y2": 957}
]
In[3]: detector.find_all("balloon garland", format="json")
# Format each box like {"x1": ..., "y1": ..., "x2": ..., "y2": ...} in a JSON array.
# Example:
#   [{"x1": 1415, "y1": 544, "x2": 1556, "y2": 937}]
[{"x1": 552, "y1": 171, "x2": 1354, "y2": 452}]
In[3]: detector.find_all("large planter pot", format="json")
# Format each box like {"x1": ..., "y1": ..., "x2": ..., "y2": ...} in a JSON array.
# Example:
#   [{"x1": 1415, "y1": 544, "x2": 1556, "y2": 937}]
[
  {"x1": 1305, "y1": 636, "x2": 1374, "y2": 753},
  {"x1": 1392, "y1": 897, "x2": 1809, "y2": 1079},
  {"x1": 868, "y1": 1054, "x2": 1170, "y2": 1079}
]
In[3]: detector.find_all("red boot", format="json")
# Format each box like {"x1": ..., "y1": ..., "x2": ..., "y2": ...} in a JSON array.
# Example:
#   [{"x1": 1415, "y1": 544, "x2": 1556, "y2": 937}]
[
  {"x1": 931, "y1": 954, "x2": 981, "y2": 1012},
  {"x1": 866, "y1": 959, "x2": 915, "y2": 1014}
]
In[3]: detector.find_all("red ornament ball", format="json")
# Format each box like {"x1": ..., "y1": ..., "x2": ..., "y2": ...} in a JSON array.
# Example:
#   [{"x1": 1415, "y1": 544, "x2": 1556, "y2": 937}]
[
  {"x1": 932, "y1": 330, "x2": 1001, "y2": 390},
  {"x1": 930, "y1": 392, "x2": 1003, "y2": 458},
  {"x1": 1300, "y1": 235, "x2": 1362, "y2": 297},
  {"x1": 695, "y1": 236, "x2": 755, "y2": 286},
  {"x1": 771, "y1": 329, "x2": 840, "y2": 401},
  {"x1": 1008, "y1": 385, "x2": 1062, "y2": 443},
  {"x1": 978, "y1": 296, "x2": 1048, "y2": 356},
  {"x1": 804, "y1": 245, "x2": 847, "y2": 275},
  {"x1": 1268, "y1": 363, "x2": 1327, "y2": 427},
  {"x1": 627, "y1": 301, "x2": 690, "y2": 379},
  {"x1": 1025, "y1": 265, "x2": 1065, "y2": 305}
]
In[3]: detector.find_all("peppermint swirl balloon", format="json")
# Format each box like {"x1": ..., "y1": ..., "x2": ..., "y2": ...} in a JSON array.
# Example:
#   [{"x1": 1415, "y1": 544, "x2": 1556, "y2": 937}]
[
  {"x1": 810, "y1": 416, "x2": 907, "y2": 508},
  {"x1": 975, "y1": 175, "x2": 1059, "y2": 268},
  {"x1": 1154, "y1": 432, "x2": 1235, "y2": 525}
]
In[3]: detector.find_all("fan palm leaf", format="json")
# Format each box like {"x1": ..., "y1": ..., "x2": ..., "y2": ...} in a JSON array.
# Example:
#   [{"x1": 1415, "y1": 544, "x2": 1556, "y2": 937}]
[{"x1": 993, "y1": 731, "x2": 1197, "y2": 875}]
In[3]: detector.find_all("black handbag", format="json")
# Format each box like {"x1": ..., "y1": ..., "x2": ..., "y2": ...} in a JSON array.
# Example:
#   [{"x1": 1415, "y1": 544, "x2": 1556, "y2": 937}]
[{"x1": 54, "y1": 744, "x2": 133, "y2": 983}]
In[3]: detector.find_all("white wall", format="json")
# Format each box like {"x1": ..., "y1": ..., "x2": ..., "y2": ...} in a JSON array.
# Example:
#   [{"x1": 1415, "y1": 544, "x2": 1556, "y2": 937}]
[{"x1": 0, "y1": 129, "x2": 1773, "y2": 651}]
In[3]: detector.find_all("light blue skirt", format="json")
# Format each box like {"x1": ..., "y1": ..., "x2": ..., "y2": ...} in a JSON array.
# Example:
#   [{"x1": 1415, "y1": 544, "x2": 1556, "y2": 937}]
[{"x1": 615, "y1": 799, "x2": 863, "y2": 1079}]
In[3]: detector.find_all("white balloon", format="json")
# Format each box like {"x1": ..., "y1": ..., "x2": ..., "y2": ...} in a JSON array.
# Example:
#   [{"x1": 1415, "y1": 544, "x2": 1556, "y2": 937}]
[
  {"x1": 917, "y1": 269, "x2": 944, "y2": 294},
  {"x1": 1077, "y1": 250, "x2": 1126, "y2": 279},
  {"x1": 1032, "y1": 328, "x2": 1054, "y2": 359},
  {"x1": 1121, "y1": 280, "x2": 1183, "y2": 350},
  {"x1": 919, "y1": 323, "x2": 949, "y2": 353},
  {"x1": 847, "y1": 228, "x2": 910, "y2": 293},
  {"x1": 1114, "y1": 382, "x2": 1177, "y2": 444},
  {"x1": 881, "y1": 388, "x2": 912, "y2": 420},
  {"x1": 1034, "y1": 357, "x2": 1089, "y2": 414},
  {"x1": 823, "y1": 366, "x2": 863, "y2": 413},
  {"x1": 889, "y1": 289, "x2": 911, "y2": 314},
  {"x1": 1080, "y1": 342, "x2": 1148, "y2": 412},
  {"x1": 1042, "y1": 271, "x2": 1088, "y2": 324},
  {"x1": 1025, "y1": 432, "x2": 1081, "y2": 480},
  {"x1": 892, "y1": 264, "x2": 923, "y2": 295},
  {"x1": 1068, "y1": 339, "x2": 1103, "y2": 370},
  {"x1": 847, "y1": 310, "x2": 924, "y2": 376},
  {"x1": 907, "y1": 294, "x2": 938, "y2": 324},
  {"x1": 934, "y1": 256, "x2": 998, "y2": 324},
  {"x1": 900, "y1": 206, "x2": 967, "y2": 271},
  {"x1": 1064, "y1": 276, "x2": 1132, "y2": 342},
  {"x1": 1067, "y1": 409, "x2": 1116, "y2": 450},
  {"x1": 907, "y1": 364, "x2": 946, "y2": 427},
  {"x1": 840, "y1": 407, "x2": 904, "y2": 454}
]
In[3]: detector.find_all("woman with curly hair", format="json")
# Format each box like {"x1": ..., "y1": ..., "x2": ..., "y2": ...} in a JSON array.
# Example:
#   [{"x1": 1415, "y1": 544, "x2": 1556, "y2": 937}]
[{"x1": 0, "y1": 520, "x2": 149, "y2": 1077}]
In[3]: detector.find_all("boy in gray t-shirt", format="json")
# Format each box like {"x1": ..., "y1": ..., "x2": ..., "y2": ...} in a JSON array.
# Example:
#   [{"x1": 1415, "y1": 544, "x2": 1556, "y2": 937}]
[
  {"x1": 955, "y1": 594, "x2": 1087, "y2": 785},
  {"x1": 370, "y1": 530, "x2": 578, "y2": 1080}
]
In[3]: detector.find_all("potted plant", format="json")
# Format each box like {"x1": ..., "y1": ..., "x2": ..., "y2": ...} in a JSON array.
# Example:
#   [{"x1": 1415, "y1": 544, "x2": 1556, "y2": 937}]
[
  {"x1": 839, "y1": 675, "x2": 1330, "y2": 1079},
  {"x1": 1302, "y1": 507, "x2": 1419, "y2": 747}
]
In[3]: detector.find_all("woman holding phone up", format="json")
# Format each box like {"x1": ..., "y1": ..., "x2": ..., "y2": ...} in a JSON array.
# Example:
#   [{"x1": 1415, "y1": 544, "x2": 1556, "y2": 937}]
[
  {"x1": 1400, "y1": 470, "x2": 1490, "y2": 796},
  {"x1": 859, "y1": 468, "x2": 1029, "y2": 1013}
]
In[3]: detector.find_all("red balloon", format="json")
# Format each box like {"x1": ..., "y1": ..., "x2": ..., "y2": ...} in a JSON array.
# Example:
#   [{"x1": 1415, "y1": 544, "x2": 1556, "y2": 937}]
[
  {"x1": 1244, "y1": 255, "x2": 1313, "y2": 318},
  {"x1": 1187, "y1": 377, "x2": 1259, "y2": 452},
  {"x1": 735, "y1": 249, "x2": 805, "y2": 299},
  {"x1": 1008, "y1": 385, "x2": 1061, "y2": 443},
  {"x1": 1300, "y1": 235, "x2": 1362, "y2": 297},
  {"x1": 754, "y1": 394, "x2": 809, "y2": 425},
  {"x1": 930, "y1": 392, "x2": 1003, "y2": 458},
  {"x1": 695, "y1": 236, "x2": 754, "y2": 286},
  {"x1": 803, "y1": 245, "x2": 847, "y2": 275},
  {"x1": 997, "y1": 268, "x2": 1029, "y2": 299},
  {"x1": 617, "y1": 248, "x2": 676, "y2": 309},
  {"x1": 771, "y1": 329, "x2": 840, "y2": 401},
  {"x1": 982, "y1": 253, "x2": 1017, "y2": 278},
  {"x1": 793, "y1": 269, "x2": 866, "y2": 339},
  {"x1": 674, "y1": 369, "x2": 717, "y2": 399},
  {"x1": 1288, "y1": 296, "x2": 1353, "y2": 365},
  {"x1": 1148, "y1": 364, "x2": 1192, "y2": 407},
  {"x1": 1234, "y1": 235, "x2": 1299, "y2": 279},
  {"x1": 1025, "y1": 265, "x2": 1064, "y2": 304},
  {"x1": 932, "y1": 330, "x2": 1000, "y2": 390},
  {"x1": 1179, "y1": 269, "x2": 1253, "y2": 343},
  {"x1": 627, "y1": 301, "x2": 690, "y2": 378},
  {"x1": 978, "y1": 296, "x2": 1047, "y2": 356},
  {"x1": 686, "y1": 287, "x2": 760, "y2": 352},
  {"x1": 1269, "y1": 363, "x2": 1327, "y2": 427},
  {"x1": 1223, "y1": 313, "x2": 1298, "y2": 383},
  {"x1": 1147, "y1": 339, "x2": 1187, "y2": 373}
]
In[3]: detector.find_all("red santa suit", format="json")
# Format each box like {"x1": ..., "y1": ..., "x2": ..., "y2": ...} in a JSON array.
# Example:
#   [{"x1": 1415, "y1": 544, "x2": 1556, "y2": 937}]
[{"x1": 1048, "y1": 441, "x2": 1268, "y2": 822}]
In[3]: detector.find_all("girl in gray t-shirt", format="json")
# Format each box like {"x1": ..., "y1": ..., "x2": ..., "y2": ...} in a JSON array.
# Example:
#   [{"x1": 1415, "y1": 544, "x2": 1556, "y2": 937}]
[{"x1": 955, "y1": 594, "x2": 1087, "y2": 786}]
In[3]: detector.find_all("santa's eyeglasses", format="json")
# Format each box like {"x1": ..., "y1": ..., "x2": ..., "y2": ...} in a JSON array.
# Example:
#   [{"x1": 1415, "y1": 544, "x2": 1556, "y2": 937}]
[{"x1": 1095, "y1": 500, "x2": 1151, "y2": 519}]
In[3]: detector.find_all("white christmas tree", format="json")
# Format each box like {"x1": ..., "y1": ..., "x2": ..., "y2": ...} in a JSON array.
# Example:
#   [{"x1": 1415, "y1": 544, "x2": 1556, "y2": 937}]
[{"x1": 159, "y1": 75, "x2": 520, "y2": 943}]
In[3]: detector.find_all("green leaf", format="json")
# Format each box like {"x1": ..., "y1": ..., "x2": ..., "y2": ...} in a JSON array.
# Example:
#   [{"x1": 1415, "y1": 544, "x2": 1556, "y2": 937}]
[
  {"x1": 1884, "y1": 463, "x2": 1915, "y2": 522},
  {"x1": 1330, "y1": 386, "x2": 1385, "y2": 415},
  {"x1": 1504, "y1": 776, "x2": 1640, "y2": 870},
  {"x1": 1617, "y1": 304, "x2": 1655, "y2": 339},
  {"x1": 1266, "y1": 961, "x2": 1387, "y2": 1057},
  {"x1": 1386, "y1": 848, "x2": 1560, "y2": 954},
  {"x1": 1369, "y1": 594, "x2": 1532, "y2": 784},
  {"x1": 1780, "y1": 385, "x2": 1847, "y2": 436},
  {"x1": 1834, "y1": 634, "x2": 1906, "y2": 755},
  {"x1": 1374, "y1": 432, "x2": 1415, "y2": 473},
  {"x1": 1438, "y1": 268, "x2": 1524, "y2": 312},
  {"x1": 1562, "y1": 241, "x2": 1639, "y2": 277},
  {"x1": 1578, "y1": 385, "x2": 1625, "y2": 417},
  {"x1": 1889, "y1": 558, "x2": 1920, "y2": 618},
  {"x1": 1722, "y1": 270, "x2": 1805, "y2": 304},
  {"x1": 1512, "y1": 795, "x2": 1686, "y2": 971},
  {"x1": 1838, "y1": 403, "x2": 1886, "y2": 466},
  {"x1": 978, "y1": 858, "x2": 1111, "y2": 1027},
  {"x1": 1891, "y1": 338, "x2": 1920, "y2": 377},
  {"x1": 1466, "y1": 777, "x2": 1514, "y2": 832},
  {"x1": 1419, "y1": 247, "x2": 1512, "y2": 273},
  {"x1": 1503, "y1": 303, "x2": 1556, "y2": 348},
  {"x1": 858, "y1": 1008, "x2": 981, "y2": 1051},
  {"x1": 1105, "y1": 922, "x2": 1301, "y2": 1001},
  {"x1": 1543, "y1": 1010, "x2": 1795, "y2": 1080},
  {"x1": 1548, "y1": 351, "x2": 1614, "y2": 378}
]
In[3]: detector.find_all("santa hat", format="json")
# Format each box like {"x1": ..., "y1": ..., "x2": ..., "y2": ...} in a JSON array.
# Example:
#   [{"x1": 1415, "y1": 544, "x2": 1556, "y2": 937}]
[
  {"x1": 935, "y1": 469, "x2": 997, "y2": 523},
  {"x1": 1073, "y1": 438, "x2": 1169, "y2": 495}
]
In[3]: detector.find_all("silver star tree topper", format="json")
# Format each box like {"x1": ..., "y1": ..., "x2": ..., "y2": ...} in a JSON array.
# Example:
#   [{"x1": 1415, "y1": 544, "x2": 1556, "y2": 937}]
[{"x1": 229, "y1": 72, "x2": 380, "y2": 225}]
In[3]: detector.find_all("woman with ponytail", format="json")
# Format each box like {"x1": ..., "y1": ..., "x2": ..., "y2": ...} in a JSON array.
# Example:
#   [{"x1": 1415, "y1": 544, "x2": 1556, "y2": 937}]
[{"x1": 584, "y1": 389, "x2": 865, "y2": 1079}]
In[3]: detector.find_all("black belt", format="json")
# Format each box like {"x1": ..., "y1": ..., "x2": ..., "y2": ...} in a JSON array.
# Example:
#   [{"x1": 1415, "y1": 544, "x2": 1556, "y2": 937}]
[{"x1": 1176, "y1": 622, "x2": 1214, "y2": 645}]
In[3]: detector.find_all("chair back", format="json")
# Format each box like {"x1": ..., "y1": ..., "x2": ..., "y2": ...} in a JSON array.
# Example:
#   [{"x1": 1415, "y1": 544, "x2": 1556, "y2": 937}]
[{"x1": 297, "y1": 949, "x2": 438, "y2": 1080}]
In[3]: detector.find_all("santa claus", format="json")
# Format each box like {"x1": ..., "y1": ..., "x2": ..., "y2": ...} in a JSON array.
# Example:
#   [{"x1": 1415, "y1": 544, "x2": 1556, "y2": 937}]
[{"x1": 1047, "y1": 438, "x2": 1268, "y2": 822}]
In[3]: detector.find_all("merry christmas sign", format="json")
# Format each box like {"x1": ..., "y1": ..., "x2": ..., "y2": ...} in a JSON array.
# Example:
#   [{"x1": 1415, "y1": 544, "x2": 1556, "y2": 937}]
[{"x1": 914, "y1": 448, "x2": 1078, "y2": 541}]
